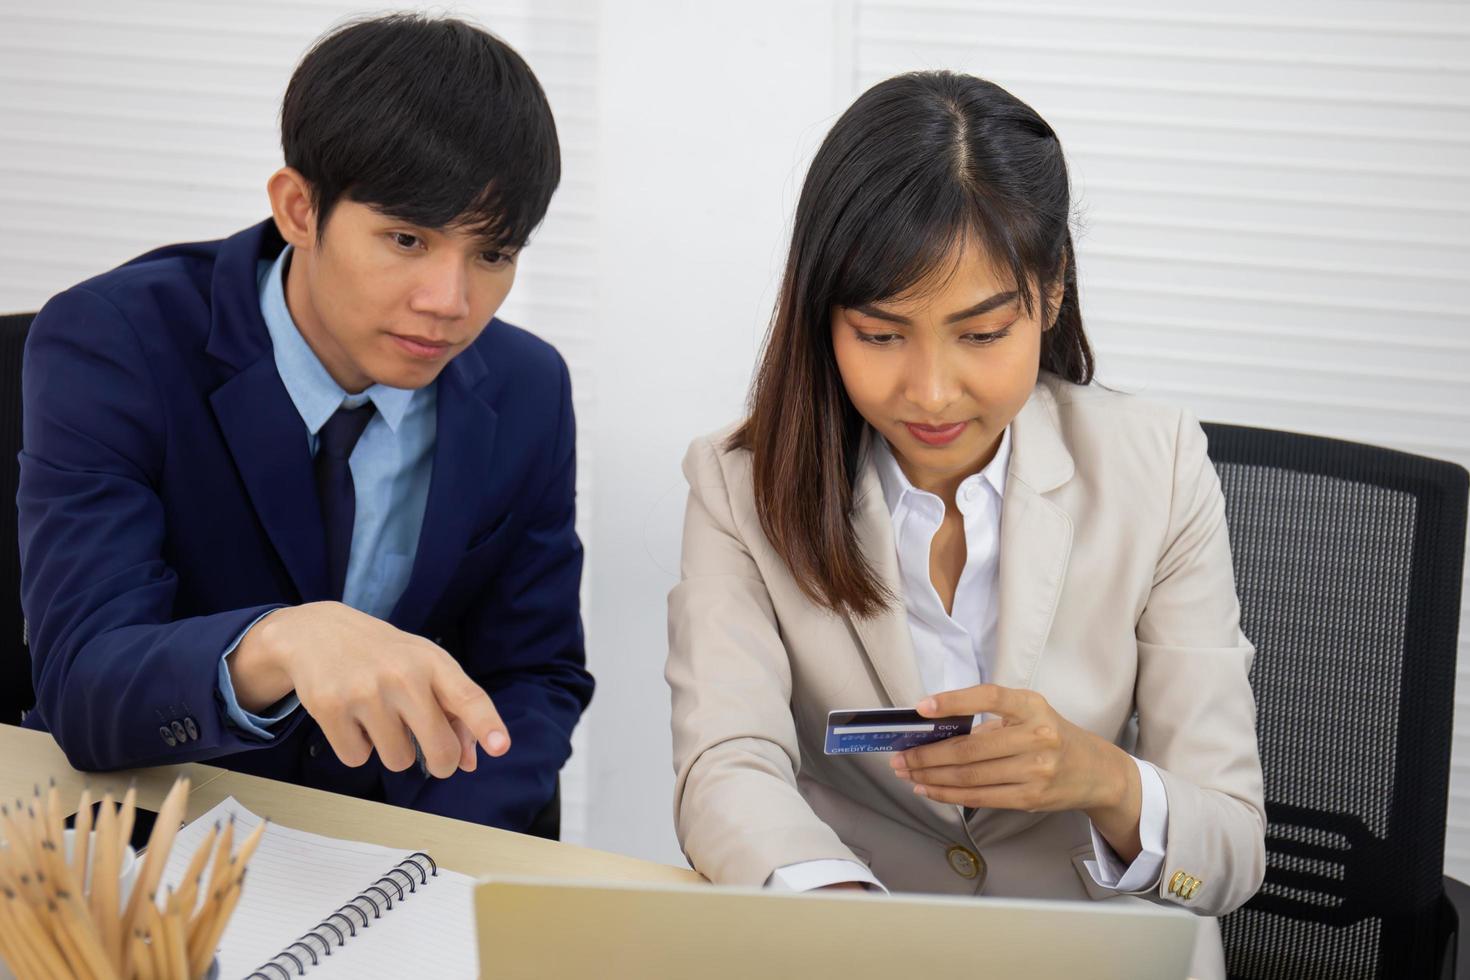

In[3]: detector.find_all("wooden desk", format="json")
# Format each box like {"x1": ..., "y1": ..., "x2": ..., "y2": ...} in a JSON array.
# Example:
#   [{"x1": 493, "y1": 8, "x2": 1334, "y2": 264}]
[
  {"x1": 1, "y1": 723, "x2": 701, "y2": 885},
  {"x1": 6, "y1": 725, "x2": 1206, "y2": 978}
]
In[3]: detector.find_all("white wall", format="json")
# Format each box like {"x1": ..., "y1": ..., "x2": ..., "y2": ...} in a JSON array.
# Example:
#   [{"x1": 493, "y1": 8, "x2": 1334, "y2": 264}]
[
  {"x1": 582, "y1": 0, "x2": 851, "y2": 864},
  {"x1": 3, "y1": 0, "x2": 1469, "y2": 878}
]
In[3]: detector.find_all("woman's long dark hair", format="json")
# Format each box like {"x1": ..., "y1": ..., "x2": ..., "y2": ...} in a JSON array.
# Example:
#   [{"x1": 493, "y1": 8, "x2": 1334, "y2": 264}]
[{"x1": 731, "y1": 71, "x2": 1093, "y2": 618}]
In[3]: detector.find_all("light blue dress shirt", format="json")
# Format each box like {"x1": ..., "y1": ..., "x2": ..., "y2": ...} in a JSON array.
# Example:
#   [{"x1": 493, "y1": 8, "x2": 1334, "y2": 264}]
[{"x1": 216, "y1": 245, "x2": 438, "y2": 737}]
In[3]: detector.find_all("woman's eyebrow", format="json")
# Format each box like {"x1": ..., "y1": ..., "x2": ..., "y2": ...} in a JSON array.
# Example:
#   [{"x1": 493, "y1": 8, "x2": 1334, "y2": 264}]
[
  {"x1": 944, "y1": 290, "x2": 1019, "y2": 323},
  {"x1": 850, "y1": 303, "x2": 908, "y2": 324},
  {"x1": 851, "y1": 291, "x2": 1019, "y2": 325}
]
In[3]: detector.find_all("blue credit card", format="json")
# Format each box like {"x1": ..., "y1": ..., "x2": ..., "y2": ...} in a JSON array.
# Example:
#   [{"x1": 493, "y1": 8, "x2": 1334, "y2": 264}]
[{"x1": 824, "y1": 708, "x2": 973, "y2": 755}]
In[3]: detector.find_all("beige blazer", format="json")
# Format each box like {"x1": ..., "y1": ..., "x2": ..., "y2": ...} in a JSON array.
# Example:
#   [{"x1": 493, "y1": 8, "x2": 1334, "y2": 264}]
[{"x1": 667, "y1": 374, "x2": 1265, "y2": 973}]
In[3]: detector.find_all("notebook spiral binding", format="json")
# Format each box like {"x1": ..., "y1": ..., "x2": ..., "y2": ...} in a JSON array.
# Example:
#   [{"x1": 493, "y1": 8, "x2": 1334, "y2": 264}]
[{"x1": 243, "y1": 852, "x2": 440, "y2": 979}]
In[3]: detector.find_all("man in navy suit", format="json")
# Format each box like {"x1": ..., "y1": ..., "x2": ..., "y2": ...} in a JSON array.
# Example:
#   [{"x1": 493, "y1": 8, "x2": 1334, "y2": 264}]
[{"x1": 17, "y1": 14, "x2": 592, "y2": 833}]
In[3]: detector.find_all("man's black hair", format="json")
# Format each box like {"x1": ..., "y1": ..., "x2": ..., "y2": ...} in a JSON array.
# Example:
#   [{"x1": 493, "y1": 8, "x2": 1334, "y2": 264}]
[{"x1": 281, "y1": 13, "x2": 560, "y2": 250}]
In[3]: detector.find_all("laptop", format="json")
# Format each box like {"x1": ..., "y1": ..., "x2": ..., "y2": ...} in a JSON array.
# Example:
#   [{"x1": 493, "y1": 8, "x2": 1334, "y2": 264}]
[{"x1": 473, "y1": 876, "x2": 1197, "y2": 979}]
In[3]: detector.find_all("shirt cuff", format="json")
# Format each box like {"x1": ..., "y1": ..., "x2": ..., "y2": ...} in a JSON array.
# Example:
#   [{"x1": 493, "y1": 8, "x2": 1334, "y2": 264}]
[
  {"x1": 218, "y1": 610, "x2": 300, "y2": 739},
  {"x1": 1084, "y1": 757, "x2": 1169, "y2": 893},
  {"x1": 766, "y1": 859, "x2": 888, "y2": 894}
]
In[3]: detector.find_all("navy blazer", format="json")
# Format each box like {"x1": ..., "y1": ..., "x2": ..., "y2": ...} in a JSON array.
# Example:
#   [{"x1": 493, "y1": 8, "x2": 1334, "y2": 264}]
[{"x1": 17, "y1": 220, "x2": 594, "y2": 832}]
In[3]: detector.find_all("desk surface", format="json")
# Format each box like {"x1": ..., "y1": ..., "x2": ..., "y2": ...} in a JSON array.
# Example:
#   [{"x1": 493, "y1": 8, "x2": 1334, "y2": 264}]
[
  {"x1": 4, "y1": 725, "x2": 1208, "y2": 979},
  {"x1": 1, "y1": 723, "x2": 701, "y2": 885}
]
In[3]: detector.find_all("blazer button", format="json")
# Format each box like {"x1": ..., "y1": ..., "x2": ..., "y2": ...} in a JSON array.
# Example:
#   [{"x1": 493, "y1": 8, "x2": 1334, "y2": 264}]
[
  {"x1": 183, "y1": 717, "x2": 199, "y2": 741},
  {"x1": 309, "y1": 743, "x2": 320, "y2": 759},
  {"x1": 1169, "y1": 870, "x2": 1203, "y2": 900},
  {"x1": 170, "y1": 720, "x2": 189, "y2": 744},
  {"x1": 159, "y1": 725, "x2": 177, "y2": 747},
  {"x1": 946, "y1": 844, "x2": 982, "y2": 879}
]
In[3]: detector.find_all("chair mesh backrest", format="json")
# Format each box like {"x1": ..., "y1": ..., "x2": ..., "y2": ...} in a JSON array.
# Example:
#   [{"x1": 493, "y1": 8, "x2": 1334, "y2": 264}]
[
  {"x1": 1204, "y1": 423, "x2": 1468, "y2": 980},
  {"x1": 0, "y1": 312, "x2": 33, "y2": 724}
]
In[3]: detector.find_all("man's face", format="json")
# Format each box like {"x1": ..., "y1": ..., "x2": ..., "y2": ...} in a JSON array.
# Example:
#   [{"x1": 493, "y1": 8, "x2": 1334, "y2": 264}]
[{"x1": 288, "y1": 198, "x2": 519, "y2": 392}]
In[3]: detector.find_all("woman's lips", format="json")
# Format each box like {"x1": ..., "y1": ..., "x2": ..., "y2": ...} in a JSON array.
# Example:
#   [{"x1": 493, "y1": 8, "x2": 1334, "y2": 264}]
[{"x1": 904, "y1": 420, "x2": 968, "y2": 446}]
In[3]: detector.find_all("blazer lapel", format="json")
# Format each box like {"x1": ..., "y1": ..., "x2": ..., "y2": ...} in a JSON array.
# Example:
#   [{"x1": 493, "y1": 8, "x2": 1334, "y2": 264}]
[
  {"x1": 389, "y1": 344, "x2": 500, "y2": 633},
  {"x1": 205, "y1": 220, "x2": 329, "y2": 602},
  {"x1": 846, "y1": 437, "x2": 927, "y2": 710},
  {"x1": 991, "y1": 381, "x2": 1076, "y2": 692},
  {"x1": 210, "y1": 360, "x2": 328, "y2": 601}
]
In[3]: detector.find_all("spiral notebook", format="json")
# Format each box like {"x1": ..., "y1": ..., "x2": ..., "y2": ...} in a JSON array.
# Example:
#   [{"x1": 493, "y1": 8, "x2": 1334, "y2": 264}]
[{"x1": 160, "y1": 797, "x2": 477, "y2": 978}]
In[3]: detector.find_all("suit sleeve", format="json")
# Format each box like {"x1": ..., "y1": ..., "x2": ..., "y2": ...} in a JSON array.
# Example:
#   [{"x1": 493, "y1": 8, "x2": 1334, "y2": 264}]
[
  {"x1": 665, "y1": 436, "x2": 869, "y2": 885},
  {"x1": 18, "y1": 287, "x2": 301, "y2": 771},
  {"x1": 380, "y1": 353, "x2": 594, "y2": 831},
  {"x1": 1134, "y1": 408, "x2": 1267, "y2": 916}
]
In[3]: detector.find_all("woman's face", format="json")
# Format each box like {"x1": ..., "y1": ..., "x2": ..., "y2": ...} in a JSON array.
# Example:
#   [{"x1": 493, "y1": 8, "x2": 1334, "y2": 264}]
[{"x1": 831, "y1": 238, "x2": 1051, "y2": 494}]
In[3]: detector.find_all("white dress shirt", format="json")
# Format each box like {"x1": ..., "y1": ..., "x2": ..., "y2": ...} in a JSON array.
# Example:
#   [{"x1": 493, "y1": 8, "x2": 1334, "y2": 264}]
[{"x1": 769, "y1": 428, "x2": 1169, "y2": 894}]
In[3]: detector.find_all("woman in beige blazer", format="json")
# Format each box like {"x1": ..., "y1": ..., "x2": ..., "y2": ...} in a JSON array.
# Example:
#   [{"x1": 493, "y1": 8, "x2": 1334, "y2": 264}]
[{"x1": 667, "y1": 71, "x2": 1264, "y2": 978}]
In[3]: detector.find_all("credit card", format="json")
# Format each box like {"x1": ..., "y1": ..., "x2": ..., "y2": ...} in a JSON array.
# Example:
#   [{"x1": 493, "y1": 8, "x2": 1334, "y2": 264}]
[{"x1": 824, "y1": 708, "x2": 973, "y2": 755}]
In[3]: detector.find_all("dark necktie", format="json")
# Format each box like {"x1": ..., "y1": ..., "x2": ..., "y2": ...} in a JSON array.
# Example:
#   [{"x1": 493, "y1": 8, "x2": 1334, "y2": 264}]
[{"x1": 315, "y1": 402, "x2": 377, "y2": 601}]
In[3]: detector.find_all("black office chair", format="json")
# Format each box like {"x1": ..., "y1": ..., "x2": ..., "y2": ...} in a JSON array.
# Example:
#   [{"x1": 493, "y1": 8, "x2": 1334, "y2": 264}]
[
  {"x1": 1, "y1": 312, "x2": 34, "y2": 725},
  {"x1": 1201, "y1": 423, "x2": 1469, "y2": 979},
  {"x1": 526, "y1": 782, "x2": 561, "y2": 841}
]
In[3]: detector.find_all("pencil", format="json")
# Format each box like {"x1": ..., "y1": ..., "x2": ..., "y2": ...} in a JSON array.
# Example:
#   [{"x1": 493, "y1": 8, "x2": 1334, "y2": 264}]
[
  {"x1": 42, "y1": 783, "x2": 68, "y2": 886},
  {"x1": 163, "y1": 889, "x2": 189, "y2": 980},
  {"x1": 129, "y1": 929, "x2": 155, "y2": 980},
  {"x1": 43, "y1": 782, "x2": 65, "y2": 858},
  {"x1": 30, "y1": 810, "x2": 68, "y2": 901},
  {"x1": 4, "y1": 800, "x2": 37, "y2": 866},
  {"x1": 122, "y1": 777, "x2": 188, "y2": 941},
  {"x1": 184, "y1": 877, "x2": 224, "y2": 971},
  {"x1": 0, "y1": 886, "x2": 50, "y2": 980},
  {"x1": 3, "y1": 885, "x2": 71, "y2": 980},
  {"x1": 231, "y1": 820, "x2": 267, "y2": 878},
  {"x1": 114, "y1": 786, "x2": 136, "y2": 864},
  {"x1": 188, "y1": 816, "x2": 235, "y2": 955},
  {"x1": 0, "y1": 804, "x2": 29, "y2": 865},
  {"x1": 56, "y1": 888, "x2": 116, "y2": 980},
  {"x1": 144, "y1": 898, "x2": 170, "y2": 980},
  {"x1": 44, "y1": 896, "x2": 95, "y2": 980},
  {"x1": 106, "y1": 792, "x2": 134, "y2": 970},
  {"x1": 71, "y1": 788, "x2": 93, "y2": 895},
  {"x1": 0, "y1": 905, "x2": 42, "y2": 980},
  {"x1": 203, "y1": 815, "x2": 234, "y2": 907},
  {"x1": 171, "y1": 830, "x2": 215, "y2": 940},
  {"x1": 38, "y1": 803, "x2": 82, "y2": 903},
  {"x1": 192, "y1": 874, "x2": 244, "y2": 980},
  {"x1": 91, "y1": 792, "x2": 120, "y2": 967}
]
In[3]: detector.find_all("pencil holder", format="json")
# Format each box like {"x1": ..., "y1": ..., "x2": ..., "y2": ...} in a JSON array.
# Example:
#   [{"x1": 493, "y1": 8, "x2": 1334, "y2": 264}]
[{"x1": 0, "y1": 778, "x2": 256, "y2": 980}]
